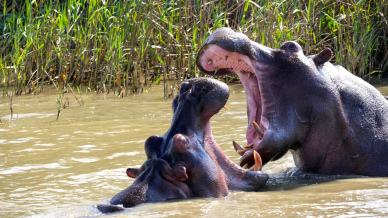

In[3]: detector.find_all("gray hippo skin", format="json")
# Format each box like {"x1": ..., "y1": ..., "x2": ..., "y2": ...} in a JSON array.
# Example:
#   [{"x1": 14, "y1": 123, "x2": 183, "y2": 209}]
[
  {"x1": 98, "y1": 78, "x2": 267, "y2": 213},
  {"x1": 196, "y1": 28, "x2": 388, "y2": 176}
]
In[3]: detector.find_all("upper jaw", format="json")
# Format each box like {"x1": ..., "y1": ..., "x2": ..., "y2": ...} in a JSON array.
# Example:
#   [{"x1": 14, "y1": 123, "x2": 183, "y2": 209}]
[
  {"x1": 167, "y1": 77, "x2": 229, "y2": 146},
  {"x1": 196, "y1": 28, "x2": 273, "y2": 74}
]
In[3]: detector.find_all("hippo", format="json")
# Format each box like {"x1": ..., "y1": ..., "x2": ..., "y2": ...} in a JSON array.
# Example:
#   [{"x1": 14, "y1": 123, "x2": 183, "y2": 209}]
[
  {"x1": 196, "y1": 28, "x2": 388, "y2": 176},
  {"x1": 97, "y1": 78, "x2": 268, "y2": 213}
]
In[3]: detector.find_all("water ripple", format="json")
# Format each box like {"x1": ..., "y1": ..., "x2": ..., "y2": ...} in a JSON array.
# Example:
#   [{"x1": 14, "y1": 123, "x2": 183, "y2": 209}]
[
  {"x1": 106, "y1": 151, "x2": 140, "y2": 159},
  {"x1": 8, "y1": 137, "x2": 35, "y2": 144},
  {"x1": 70, "y1": 157, "x2": 100, "y2": 163},
  {"x1": 0, "y1": 163, "x2": 68, "y2": 175},
  {"x1": 1, "y1": 113, "x2": 55, "y2": 120}
]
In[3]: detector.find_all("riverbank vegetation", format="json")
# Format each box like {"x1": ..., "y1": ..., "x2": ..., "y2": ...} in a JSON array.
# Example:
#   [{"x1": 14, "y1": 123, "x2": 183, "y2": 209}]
[{"x1": 1, "y1": 0, "x2": 387, "y2": 97}]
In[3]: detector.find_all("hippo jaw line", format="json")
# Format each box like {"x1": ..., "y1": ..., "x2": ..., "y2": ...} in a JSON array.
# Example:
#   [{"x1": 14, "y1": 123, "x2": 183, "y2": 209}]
[{"x1": 197, "y1": 43, "x2": 268, "y2": 148}]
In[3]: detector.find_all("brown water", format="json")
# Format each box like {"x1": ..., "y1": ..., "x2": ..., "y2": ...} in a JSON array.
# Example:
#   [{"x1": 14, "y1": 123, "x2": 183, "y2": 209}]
[{"x1": 0, "y1": 84, "x2": 387, "y2": 218}]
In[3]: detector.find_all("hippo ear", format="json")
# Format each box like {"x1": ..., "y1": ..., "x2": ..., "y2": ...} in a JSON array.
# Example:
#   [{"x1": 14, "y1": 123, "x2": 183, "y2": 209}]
[
  {"x1": 145, "y1": 135, "x2": 164, "y2": 159},
  {"x1": 313, "y1": 48, "x2": 333, "y2": 66},
  {"x1": 126, "y1": 167, "x2": 140, "y2": 178}
]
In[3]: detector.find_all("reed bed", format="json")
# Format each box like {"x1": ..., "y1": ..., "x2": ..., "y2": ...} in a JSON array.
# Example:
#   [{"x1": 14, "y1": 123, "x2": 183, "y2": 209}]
[{"x1": 0, "y1": 0, "x2": 386, "y2": 97}]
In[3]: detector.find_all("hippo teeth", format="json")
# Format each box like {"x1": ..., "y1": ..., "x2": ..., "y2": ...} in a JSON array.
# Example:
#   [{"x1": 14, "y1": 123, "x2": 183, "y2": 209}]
[
  {"x1": 232, "y1": 140, "x2": 253, "y2": 156},
  {"x1": 232, "y1": 141, "x2": 263, "y2": 170},
  {"x1": 232, "y1": 140, "x2": 246, "y2": 156},
  {"x1": 251, "y1": 150, "x2": 263, "y2": 171},
  {"x1": 252, "y1": 121, "x2": 265, "y2": 138}
]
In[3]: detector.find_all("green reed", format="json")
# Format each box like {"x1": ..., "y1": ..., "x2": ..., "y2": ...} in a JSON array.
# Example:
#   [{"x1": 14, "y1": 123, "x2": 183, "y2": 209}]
[{"x1": 0, "y1": 0, "x2": 386, "y2": 96}]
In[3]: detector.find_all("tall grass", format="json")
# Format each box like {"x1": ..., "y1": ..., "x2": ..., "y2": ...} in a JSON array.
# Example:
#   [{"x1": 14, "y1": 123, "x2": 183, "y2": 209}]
[{"x1": 0, "y1": 0, "x2": 387, "y2": 96}]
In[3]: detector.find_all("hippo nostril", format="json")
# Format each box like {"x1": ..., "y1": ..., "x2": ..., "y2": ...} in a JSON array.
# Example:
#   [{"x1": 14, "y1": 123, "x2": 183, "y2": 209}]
[{"x1": 173, "y1": 164, "x2": 188, "y2": 182}]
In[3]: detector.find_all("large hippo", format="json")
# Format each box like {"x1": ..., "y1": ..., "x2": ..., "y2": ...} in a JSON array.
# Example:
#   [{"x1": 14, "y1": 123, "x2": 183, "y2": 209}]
[
  {"x1": 196, "y1": 28, "x2": 388, "y2": 176},
  {"x1": 98, "y1": 78, "x2": 267, "y2": 212}
]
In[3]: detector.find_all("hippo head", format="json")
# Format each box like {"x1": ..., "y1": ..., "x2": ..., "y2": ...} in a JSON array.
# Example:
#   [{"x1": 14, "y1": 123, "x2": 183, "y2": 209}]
[
  {"x1": 108, "y1": 136, "x2": 192, "y2": 208},
  {"x1": 103, "y1": 78, "x2": 232, "y2": 210},
  {"x1": 197, "y1": 28, "x2": 333, "y2": 168}
]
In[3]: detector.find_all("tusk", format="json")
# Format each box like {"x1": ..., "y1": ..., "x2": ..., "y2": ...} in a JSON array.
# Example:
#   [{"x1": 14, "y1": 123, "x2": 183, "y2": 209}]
[
  {"x1": 233, "y1": 140, "x2": 246, "y2": 156},
  {"x1": 252, "y1": 121, "x2": 261, "y2": 133},
  {"x1": 252, "y1": 150, "x2": 263, "y2": 171},
  {"x1": 233, "y1": 140, "x2": 244, "y2": 151}
]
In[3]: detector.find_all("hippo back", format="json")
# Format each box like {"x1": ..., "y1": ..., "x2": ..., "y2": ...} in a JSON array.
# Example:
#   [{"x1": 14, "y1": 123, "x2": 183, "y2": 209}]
[{"x1": 319, "y1": 63, "x2": 388, "y2": 175}]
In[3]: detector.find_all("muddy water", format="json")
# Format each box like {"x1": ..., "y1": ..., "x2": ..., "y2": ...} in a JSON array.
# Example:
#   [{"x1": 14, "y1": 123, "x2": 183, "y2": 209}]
[{"x1": 0, "y1": 85, "x2": 387, "y2": 218}]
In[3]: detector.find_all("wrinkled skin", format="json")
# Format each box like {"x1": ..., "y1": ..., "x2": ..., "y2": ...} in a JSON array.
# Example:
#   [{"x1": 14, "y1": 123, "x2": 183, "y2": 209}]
[
  {"x1": 197, "y1": 28, "x2": 388, "y2": 176},
  {"x1": 98, "y1": 78, "x2": 268, "y2": 213}
]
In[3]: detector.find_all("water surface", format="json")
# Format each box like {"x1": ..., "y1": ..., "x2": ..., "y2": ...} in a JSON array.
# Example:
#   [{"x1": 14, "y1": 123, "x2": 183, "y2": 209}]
[{"x1": 1, "y1": 84, "x2": 387, "y2": 217}]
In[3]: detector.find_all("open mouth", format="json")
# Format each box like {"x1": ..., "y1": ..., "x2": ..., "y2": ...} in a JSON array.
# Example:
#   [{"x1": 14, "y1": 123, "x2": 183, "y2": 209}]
[{"x1": 197, "y1": 44, "x2": 267, "y2": 149}]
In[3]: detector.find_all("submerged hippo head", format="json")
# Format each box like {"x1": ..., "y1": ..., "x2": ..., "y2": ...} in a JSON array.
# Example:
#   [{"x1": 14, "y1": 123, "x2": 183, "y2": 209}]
[
  {"x1": 99, "y1": 78, "x2": 267, "y2": 212},
  {"x1": 197, "y1": 28, "x2": 334, "y2": 169},
  {"x1": 110, "y1": 158, "x2": 191, "y2": 207},
  {"x1": 108, "y1": 135, "x2": 191, "y2": 208}
]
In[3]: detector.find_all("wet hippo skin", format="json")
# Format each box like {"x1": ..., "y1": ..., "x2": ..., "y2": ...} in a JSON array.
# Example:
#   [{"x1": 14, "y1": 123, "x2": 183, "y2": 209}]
[
  {"x1": 97, "y1": 78, "x2": 267, "y2": 213},
  {"x1": 197, "y1": 28, "x2": 388, "y2": 176}
]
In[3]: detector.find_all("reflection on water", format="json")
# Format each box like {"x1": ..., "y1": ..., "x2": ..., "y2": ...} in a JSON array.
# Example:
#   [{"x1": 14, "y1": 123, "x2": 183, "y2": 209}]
[{"x1": 0, "y1": 85, "x2": 387, "y2": 217}]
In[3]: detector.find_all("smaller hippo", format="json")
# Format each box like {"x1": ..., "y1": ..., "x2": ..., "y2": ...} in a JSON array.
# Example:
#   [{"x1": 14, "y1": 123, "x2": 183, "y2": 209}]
[{"x1": 98, "y1": 78, "x2": 268, "y2": 213}]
